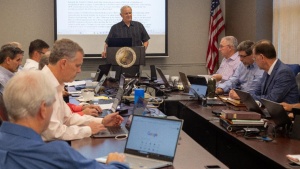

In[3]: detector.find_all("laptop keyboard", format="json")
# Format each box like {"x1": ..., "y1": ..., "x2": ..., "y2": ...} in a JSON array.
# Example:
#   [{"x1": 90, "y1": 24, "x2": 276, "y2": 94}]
[
  {"x1": 106, "y1": 126, "x2": 125, "y2": 135},
  {"x1": 125, "y1": 154, "x2": 170, "y2": 169},
  {"x1": 98, "y1": 99, "x2": 113, "y2": 104}
]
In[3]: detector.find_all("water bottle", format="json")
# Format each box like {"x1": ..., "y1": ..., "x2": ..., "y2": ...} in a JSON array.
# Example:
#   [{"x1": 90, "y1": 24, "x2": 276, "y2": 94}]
[{"x1": 207, "y1": 77, "x2": 216, "y2": 98}]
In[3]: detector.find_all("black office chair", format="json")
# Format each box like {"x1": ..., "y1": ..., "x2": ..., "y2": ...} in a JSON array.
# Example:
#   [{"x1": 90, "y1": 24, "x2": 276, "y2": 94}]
[{"x1": 0, "y1": 95, "x2": 8, "y2": 123}]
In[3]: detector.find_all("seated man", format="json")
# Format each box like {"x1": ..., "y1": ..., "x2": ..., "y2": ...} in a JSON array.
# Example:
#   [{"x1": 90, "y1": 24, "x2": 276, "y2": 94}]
[
  {"x1": 213, "y1": 36, "x2": 241, "y2": 83},
  {"x1": 215, "y1": 40, "x2": 264, "y2": 99},
  {"x1": 39, "y1": 52, "x2": 101, "y2": 117},
  {"x1": 0, "y1": 70, "x2": 128, "y2": 168},
  {"x1": 0, "y1": 45, "x2": 24, "y2": 95},
  {"x1": 250, "y1": 40, "x2": 299, "y2": 103},
  {"x1": 23, "y1": 39, "x2": 49, "y2": 70},
  {"x1": 41, "y1": 39, "x2": 124, "y2": 141}
]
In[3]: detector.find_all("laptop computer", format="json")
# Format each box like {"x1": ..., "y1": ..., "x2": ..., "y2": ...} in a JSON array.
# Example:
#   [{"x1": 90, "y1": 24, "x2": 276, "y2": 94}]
[
  {"x1": 97, "y1": 115, "x2": 182, "y2": 169},
  {"x1": 107, "y1": 37, "x2": 132, "y2": 47},
  {"x1": 94, "y1": 64, "x2": 111, "y2": 82},
  {"x1": 291, "y1": 108, "x2": 300, "y2": 139},
  {"x1": 234, "y1": 89, "x2": 271, "y2": 118},
  {"x1": 156, "y1": 67, "x2": 178, "y2": 92},
  {"x1": 187, "y1": 75, "x2": 225, "y2": 106},
  {"x1": 98, "y1": 87, "x2": 124, "y2": 117},
  {"x1": 179, "y1": 72, "x2": 190, "y2": 93},
  {"x1": 260, "y1": 98, "x2": 292, "y2": 128},
  {"x1": 94, "y1": 74, "x2": 107, "y2": 95}
]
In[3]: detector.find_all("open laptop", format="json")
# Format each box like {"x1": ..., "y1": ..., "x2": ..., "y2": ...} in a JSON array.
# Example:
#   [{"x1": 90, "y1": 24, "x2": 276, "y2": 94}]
[
  {"x1": 261, "y1": 98, "x2": 292, "y2": 128},
  {"x1": 94, "y1": 64, "x2": 111, "y2": 82},
  {"x1": 97, "y1": 87, "x2": 124, "y2": 117},
  {"x1": 92, "y1": 103, "x2": 128, "y2": 138},
  {"x1": 179, "y1": 72, "x2": 190, "y2": 93},
  {"x1": 156, "y1": 67, "x2": 178, "y2": 92},
  {"x1": 187, "y1": 75, "x2": 225, "y2": 106},
  {"x1": 234, "y1": 89, "x2": 271, "y2": 118},
  {"x1": 97, "y1": 115, "x2": 182, "y2": 169},
  {"x1": 94, "y1": 74, "x2": 107, "y2": 95},
  {"x1": 107, "y1": 37, "x2": 132, "y2": 47}
]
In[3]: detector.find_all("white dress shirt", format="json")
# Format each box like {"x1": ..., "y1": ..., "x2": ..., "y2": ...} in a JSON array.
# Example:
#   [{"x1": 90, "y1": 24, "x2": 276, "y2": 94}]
[
  {"x1": 41, "y1": 65, "x2": 102, "y2": 141},
  {"x1": 23, "y1": 59, "x2": 39, "y2": 70}
]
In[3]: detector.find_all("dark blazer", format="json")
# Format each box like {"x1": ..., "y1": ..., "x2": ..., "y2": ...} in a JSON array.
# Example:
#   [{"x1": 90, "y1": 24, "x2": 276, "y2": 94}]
[{"x1": 251, "y1": 59, "x2": 299, "y2": 104}]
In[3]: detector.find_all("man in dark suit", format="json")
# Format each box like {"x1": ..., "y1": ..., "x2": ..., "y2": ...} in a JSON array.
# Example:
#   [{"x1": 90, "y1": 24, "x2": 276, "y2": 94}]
[{"x1": 250, "y1": 40, "x2": 299, "y2": 104}]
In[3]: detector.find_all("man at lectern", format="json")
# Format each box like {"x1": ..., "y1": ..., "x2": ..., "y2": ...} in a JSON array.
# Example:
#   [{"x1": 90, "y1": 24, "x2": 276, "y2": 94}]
[{"x1": 101, "y1": 5, "x2": 150, "y2": 58}]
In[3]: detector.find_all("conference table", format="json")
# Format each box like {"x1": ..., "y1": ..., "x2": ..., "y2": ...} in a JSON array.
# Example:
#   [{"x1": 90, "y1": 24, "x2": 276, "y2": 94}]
[
  {"x1": 69, "y1": 90, "x2": 227, "y2": 168},
  {"x1": 70, "y1": 86, "x2": 300, "y2": 168},
  {"x1": 177, "y1": 100, "x2": 300, "y2": 169},
  {"x1": 71, "y1": 121, "x2": 228, "y2": 169}
]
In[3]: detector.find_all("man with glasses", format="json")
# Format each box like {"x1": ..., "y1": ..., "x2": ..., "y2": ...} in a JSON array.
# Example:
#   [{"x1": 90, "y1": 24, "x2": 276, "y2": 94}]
[
  {"x1": 0, "y1": 45, "x2": 24, "y2": 95},
  {"x1": 23, "y1": 39, "x2": 49, "y2": 70},
  {"x1": 215, "y1": 40, "x2": 264, "y2": 99},
  {"x1": 213, "y1": 36, "x2": 241, "y2": 83},
  {"x1": 250, "y1": 40, "x2": 299, "y2": 103}
]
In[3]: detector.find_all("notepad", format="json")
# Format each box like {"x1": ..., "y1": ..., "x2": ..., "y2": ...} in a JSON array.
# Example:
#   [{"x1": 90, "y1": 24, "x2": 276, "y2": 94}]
[{"x1": 287, "y1": 154, "x2": 300, "y2": 165}]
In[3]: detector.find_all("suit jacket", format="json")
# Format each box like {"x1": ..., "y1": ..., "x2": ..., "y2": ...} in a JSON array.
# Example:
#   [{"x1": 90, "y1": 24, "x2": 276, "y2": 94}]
[{"x1": 251, "y1": 59, "x2": 299, "y2": 104}]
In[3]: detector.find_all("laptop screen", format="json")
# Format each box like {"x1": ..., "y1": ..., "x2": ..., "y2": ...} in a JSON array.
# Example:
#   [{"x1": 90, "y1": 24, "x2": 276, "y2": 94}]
[
  {"x1": 189, "y1": 84, "x2": 207, "y2": 97},
  {"x1": 125, "y1": 115, "x2": 182, "y2": 162},
  {"x1": 156, "y1": 67, "x2": 171, "y2": 88}
]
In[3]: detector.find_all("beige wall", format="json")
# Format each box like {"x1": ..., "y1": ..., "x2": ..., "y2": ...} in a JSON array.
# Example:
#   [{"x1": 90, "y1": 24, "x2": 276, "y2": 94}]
[
  {"x1": 0, "y1": 0, "x2": 227, "y2": 80},
  {"x1": 225, "y1": 0, "x2": 273, "y2": 43}
]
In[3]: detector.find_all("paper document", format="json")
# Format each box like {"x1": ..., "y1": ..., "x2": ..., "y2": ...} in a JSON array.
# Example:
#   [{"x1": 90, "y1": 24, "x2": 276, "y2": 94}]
[{"x1": 65, "y1": 80, "x2": 86, "y2": 86}]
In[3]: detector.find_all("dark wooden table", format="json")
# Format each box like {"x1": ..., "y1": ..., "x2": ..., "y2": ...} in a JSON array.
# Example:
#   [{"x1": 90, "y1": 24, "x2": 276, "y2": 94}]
[
  {"x1": 72, "y1": 129, "x2": 228, "y2": 169},
  {"x1": 178, "y1": 100, "x2": 300, "y2": 169}
]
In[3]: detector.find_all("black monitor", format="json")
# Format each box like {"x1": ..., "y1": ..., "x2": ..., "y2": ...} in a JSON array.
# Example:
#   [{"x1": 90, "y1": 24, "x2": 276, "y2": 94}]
[
  {"x1": 107, "y1": 38, "x2": 132, "y2": 47},
  {"x1": 94, "y1": 64, "x2": 111, "y2": 82}
]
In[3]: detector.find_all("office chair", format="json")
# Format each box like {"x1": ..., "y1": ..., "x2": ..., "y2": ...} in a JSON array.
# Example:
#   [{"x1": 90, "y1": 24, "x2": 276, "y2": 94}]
[
  {"x1": 296, "y1": 73, "x2": 300, "y2": 99},
  {"x1": 0, "y1": 95, "x2": 8, "y2": 122},
  {"x1": 287, "y1": 64, "x2": 300, "y2": 76}
]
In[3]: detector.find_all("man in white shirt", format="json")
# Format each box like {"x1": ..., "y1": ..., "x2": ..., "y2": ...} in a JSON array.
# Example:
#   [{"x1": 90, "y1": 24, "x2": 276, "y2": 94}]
[
  {"x1": 23, "y1": 39, "x2": 49, "y2": 70},
  {"x1": 41, "y1": 38, "x2": 124, "y2": 141}
]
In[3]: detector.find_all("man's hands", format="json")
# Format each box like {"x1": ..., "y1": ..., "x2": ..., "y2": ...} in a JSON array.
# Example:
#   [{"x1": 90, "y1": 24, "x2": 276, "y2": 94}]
[
  {"x1": 229, "y1": 90, "x2": 240, "y2": 99},
  {"x1": 106, "y1": 152, "x2": 126, "y2": 164},
  {"x1": 82, "y1": 105, "x2": 102, "y2": 117},
  {"x1": 102, "y1": 112, "x2": 124, "y2": 126},
  {"x1": 88, "y1": 121, "x2": 106, "y2": 134},
  {"x1": 280, "y1": 102, "x2": 293, "y2": 112}
]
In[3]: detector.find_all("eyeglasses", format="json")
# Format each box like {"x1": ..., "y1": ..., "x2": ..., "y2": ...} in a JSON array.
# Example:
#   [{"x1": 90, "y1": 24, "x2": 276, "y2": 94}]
[
  {"x1": 239, "y1": 54, "x2": 250, "y2": 58},
  {"x1": 219, "y1": 45, "x2": 230, "y2": 48}
]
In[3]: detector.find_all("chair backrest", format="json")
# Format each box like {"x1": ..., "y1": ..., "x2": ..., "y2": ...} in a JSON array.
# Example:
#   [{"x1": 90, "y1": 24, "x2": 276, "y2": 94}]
[
  {"x1": 0, "y1": 95, "x2": 8, "y2": 122},
  {"x1": 297, "y1": 73, "x2": 300, "y2": 99},
  {"x1": 287, "y1": 64, "x2": 300, "y2": 76}
]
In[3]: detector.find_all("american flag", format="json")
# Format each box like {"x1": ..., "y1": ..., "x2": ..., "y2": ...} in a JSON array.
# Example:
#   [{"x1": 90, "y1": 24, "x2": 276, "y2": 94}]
[{"x1": 206, "y1": 0, "x2": 225, "y2": 74}]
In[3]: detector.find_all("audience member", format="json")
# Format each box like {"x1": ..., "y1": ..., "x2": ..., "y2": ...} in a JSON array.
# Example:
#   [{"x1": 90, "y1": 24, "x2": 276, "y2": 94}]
[
  {"x1": 23, "y1": 39, "x2": 49, "y2": 70},
  {"x1": 0, "y1": 45, "x2": 24, "y2": 95},
  {"x1": 38, "y1": 51, "x2": 101, "y2": 117},
  {"x1": 213, "y1": 36, "x2": 241, "y2": 83},
  {"x1": 215, "y1": 40, "x2": 264, "y2": 99},
  {"x1": 250, "y1": 40, "x2": 299, "y2": 103},
  {"x1": 0, "y1": 70, "x2": 128, "y2": 169},
  {"x1": 41, "y1": 39, "x2": 123, "y2": 141}
]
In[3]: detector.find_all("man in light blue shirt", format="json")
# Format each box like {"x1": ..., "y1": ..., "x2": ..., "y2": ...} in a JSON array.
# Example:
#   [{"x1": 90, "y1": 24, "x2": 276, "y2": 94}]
[
  {"x1": 0, "y1": 70, "x2": 129, "y2": 169},
  {"x1": 0, "y1": 45, "x2": 24, "y2": 95},
  {"x1": 216, "y1": 40, "x2": 264, "y2": 99}
]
